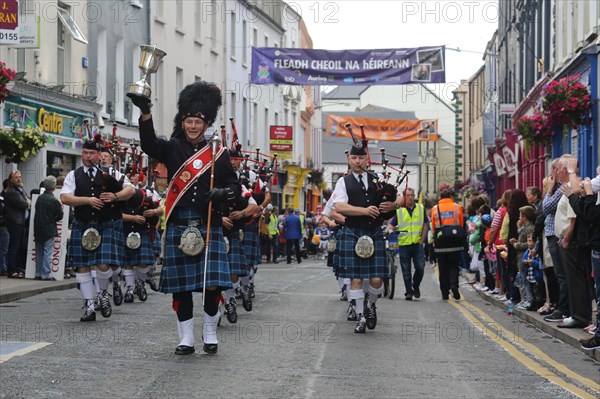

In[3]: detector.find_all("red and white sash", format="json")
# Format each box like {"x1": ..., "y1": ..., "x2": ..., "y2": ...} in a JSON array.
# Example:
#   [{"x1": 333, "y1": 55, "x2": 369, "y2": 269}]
[{"x1": 163, "y1": 144, "x2": 226, "y2": 223}]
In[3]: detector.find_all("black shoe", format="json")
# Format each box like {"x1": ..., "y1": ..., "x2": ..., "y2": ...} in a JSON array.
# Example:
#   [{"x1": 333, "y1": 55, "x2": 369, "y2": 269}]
[
  {"x1": 354, "y1": 316, "x2": 366, "y2": 333},
  {"x1": 581, "y1": 335, "x2": 600, "y2": 351},
  {"x1": 146, "y1": 275, "x2": 159, "y2": 292},
  {"x1": 175, "y1": 345, "x2": 195, "y2": 355},
  {"x1": 203, "y1": 343, "x2": 218, "y2": 355},
  {"x1": 99, "y1": 291, "x2": 112, "y2": 318},
  {"x1": 249, "y1": 284, "x2": 255, "y2": 299},
  {"x1": 80, "y1": 302, "x2": 96, "y2": 322},
  {"x1": 225, "y1": 301, "x2": 237, "y2": 324},
  {"x1": 452, "y1": 288, "x2": 460, "y2": 300},
  {"x1": 124, "y1": 288, "x2": 134, "y2": 303},
  {"x1": 136, "y1": 280, "x2": 148, "y2": 302},
  {"x1": 366, "y1": 304, "x2": 377, "y2": 330},
  {"x1": 413, "y1": 287, "x2": 421, "y2": 299},
  {"x1": 405, "y1": 293, "x2": 413, "y2": 301},
  {"x1": 94, "y1": 295, "x2": 101, "y2": 311},
  {"x1": 543, "y1": 310, "x2": 565, "y2": 322},
  {"x1": 234, "y1": 287, "x2": 242, "y2": 299},
  {"x1": 113, "y1": 282, "x2": 123, "y2": 306},
  {"x1": 63, "y1": 273, "x2": 71, "y2": 279},
  {"x1": 67, "y1": 269, "x2": 77, "y2": 278},
  {"x1": 242, "y1": 289, "x2": 252, "y2": 312},
  {"x1": 287, "y1": 261, "x2": 291, "y2": 264}
]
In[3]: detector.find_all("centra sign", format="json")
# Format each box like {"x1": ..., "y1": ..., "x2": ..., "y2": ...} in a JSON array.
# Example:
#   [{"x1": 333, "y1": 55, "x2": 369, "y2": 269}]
[{"x1": 38, "y1": 108, "x2": 63, "y2": 134}]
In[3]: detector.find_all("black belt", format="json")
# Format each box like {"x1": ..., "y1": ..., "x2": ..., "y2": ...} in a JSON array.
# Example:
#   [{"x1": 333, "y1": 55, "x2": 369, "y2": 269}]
[
  {"x1": 76, "y1": 218, "x2": 120, "y2": 225},
  {"x1": 169, "y1": 218, "x2": 204, "y2": 227}
]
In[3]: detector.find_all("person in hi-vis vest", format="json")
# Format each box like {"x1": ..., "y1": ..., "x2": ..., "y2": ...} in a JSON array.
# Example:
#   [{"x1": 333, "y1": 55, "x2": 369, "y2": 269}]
[{"x1": 387, "y1": 188, "x2": 428, "y2": 300}]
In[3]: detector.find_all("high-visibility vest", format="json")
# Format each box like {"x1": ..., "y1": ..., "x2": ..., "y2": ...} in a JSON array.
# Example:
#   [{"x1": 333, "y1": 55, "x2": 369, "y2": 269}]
[
  {"x1": 300, "y1": 214, "x2": 305, "y2": 236},
  {"x1": 268, "y1": 214, "x2": 279, "y2": 235},
  {"x1": 396, "y1": 204, "x2": 424, "y2": 246}
]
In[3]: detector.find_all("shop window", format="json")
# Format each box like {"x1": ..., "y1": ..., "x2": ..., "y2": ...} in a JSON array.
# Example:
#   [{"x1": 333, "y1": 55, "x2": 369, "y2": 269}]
[{"x1": 47, "y1": 151, "x2": 77, "y2": 179}]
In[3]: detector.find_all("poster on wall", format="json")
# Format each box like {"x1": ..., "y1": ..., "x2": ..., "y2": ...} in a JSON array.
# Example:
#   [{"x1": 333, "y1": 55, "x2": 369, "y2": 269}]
[{"x1": 269, "y1": 125, "x2": 293, "y2": 160}]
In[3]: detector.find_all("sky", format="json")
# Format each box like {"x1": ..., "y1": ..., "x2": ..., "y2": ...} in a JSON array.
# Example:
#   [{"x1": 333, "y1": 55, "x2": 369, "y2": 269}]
[{"x1": 287, "y1": 0, "x2": 499, "y2": 101}]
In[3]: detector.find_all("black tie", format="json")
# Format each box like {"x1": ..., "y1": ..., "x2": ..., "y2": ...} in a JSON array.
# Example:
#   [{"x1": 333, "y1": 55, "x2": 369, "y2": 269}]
[
  {"x1": 88, "y1": 168, "x2": 94, "y2": 180},
  {"x1": 358, "y1": 174, "x2": 366, "y2": 191}
]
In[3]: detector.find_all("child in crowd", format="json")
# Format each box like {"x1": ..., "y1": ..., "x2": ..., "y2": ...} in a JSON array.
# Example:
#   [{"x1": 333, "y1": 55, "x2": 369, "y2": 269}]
[
  {"x1": 469, "y1": 205, "x2": 486, "y2": 291},
  {"x1": 477, "y1": 205, "x2": 493, "y2": 291},
  {"x1": 313, "y1": 221, "x2": 330, "y2": 260},
  {"x1": 521, "y1": 234, "x2": 543, "y2": 310},
  {"x1": 509, "y1": 205, "x2": 536, "y2": 309}
]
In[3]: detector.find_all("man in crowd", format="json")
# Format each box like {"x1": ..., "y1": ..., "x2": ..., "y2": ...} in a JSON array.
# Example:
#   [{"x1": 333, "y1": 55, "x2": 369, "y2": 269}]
[
  {"x1": 33, "y1": 176, "x2": 64, "y2": 281},
  {"x1": 4, "y1": 170, "x2": 31, "y2": 279}
]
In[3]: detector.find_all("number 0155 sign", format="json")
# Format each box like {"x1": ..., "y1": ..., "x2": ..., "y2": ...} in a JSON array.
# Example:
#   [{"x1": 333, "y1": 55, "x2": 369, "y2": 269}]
[{"x1": 0, "y1": 0, "x2": 19, "y2": 45}]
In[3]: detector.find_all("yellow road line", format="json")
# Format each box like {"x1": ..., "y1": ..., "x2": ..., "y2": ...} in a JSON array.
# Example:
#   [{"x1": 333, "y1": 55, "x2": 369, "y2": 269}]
[
  {"x1": 460, "y1": 300, "x2": 600, "y2": 394},
  {"x1": 0, "y1": 342, "x2": 52, "y2": 363},
  {"x1": 449, "y1": 299, "x2": 598, "y2": 398}
]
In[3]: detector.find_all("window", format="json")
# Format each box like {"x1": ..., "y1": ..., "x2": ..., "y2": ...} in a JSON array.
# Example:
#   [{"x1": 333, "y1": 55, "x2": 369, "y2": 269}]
[
  {"x1": 97, "y1": 28, "x2": 107, "y2": 107},
  {"x1": 176, "y1": 0, "x2": 183, "y2": 30},
  {"x1": 155, "y1": 0, "x2": 164, "y2": 19},
  {"x1": 195, "y1": 1, "x2": 202, "y2": 41},
  {"x1": 242, "y1": 21, "x2": 248, "y2": 64},
  {"x1": 230, "y1": 11, "x2": 236, "y2": 59},
  {"x1": 230, "y1": 92, "x2": 236, "y2": 121},
  {"x1": 57, "y1": 6, "x2": 87, "y2": 44},
  {"x1": 253, "y1": 103, "x2": 258, "y2": 146},
  {"x1": 115, "y1": 38, "x2": 124, "y2": 119},
  {"x1": 211, "y1": 0, "x2": 217, "y2": 50},
  {"x1": 264, "y1": 34, "x2": 268, "y2": 48},
  {"x1": 253, "y1": 28, "x2": 258, "y2": 48},
  {"x1": 243, "y1": 97, "x2": 248, "y2": 143},
  {"x1": 176, "y1": 68, "x2": 183, "y2": 98},
  {"x1": 195, "y1": 75, "x2": 202, "y2": 82},
  {"x1": 131, "y1": 44, "x2": 142, "y2": 123},
  {"x1": 57, "y1": 18, "x2": 65, "y2": 85}
]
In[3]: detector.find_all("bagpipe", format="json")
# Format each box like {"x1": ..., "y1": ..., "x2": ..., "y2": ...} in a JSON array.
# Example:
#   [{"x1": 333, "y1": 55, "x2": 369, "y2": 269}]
[
  {"x1": 94, "y1": 122, "x2": 159, "y2": 221},
  {"x1": 345, "y1": 123, "x2": 411, "y2": 205},
  {"x1": 225, "y1": 118, "x2": 278, "y2": 207}
]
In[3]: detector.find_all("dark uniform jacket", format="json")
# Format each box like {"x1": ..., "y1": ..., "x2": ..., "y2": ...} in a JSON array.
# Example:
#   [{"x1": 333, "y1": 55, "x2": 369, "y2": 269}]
[{"x1": 139, "y1": 118, "x2": 241, "y2": 226}]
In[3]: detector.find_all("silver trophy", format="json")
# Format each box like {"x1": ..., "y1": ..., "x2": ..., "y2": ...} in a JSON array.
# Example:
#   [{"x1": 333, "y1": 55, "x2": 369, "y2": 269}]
[{"x1": 127, "y1": 45, "x2": 167, "y2": 100}]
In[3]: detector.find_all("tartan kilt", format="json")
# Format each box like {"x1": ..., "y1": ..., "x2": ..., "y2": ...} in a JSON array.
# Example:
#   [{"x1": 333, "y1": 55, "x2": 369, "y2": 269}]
[
  {"x1": 227, "y1": 231, "x2": 249, "y2": 277},
  {"x1": 151, "y1": 230, "x2": 161, "y2": 257},
  {"x1": 242, "y1": 222, "x2": 260, "y2": 266},
  {"x1": 124, "y1": 230, "x2": 155, "y2": 266},
  {"x1": 336, "y1": 225, "x2": 386, "y2": 279},
  {"x1": 67, "y1": 219, "x2": 125, "y2": 269},
  {"x1": 159, "y1": 209, "x2": 232, "y2": 293}
]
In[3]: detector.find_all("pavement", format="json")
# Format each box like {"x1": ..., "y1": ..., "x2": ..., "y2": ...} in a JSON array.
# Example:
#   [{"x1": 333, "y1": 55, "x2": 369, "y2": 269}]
[{"x1": 1, "y1": 265, "x2": 598, "y2": 362}]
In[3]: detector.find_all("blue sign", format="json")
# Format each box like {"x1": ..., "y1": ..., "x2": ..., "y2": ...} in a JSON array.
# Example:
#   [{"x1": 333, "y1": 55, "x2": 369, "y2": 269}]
[{"x1": 251, "y1": 46, "x2": 445, "y2": 86}]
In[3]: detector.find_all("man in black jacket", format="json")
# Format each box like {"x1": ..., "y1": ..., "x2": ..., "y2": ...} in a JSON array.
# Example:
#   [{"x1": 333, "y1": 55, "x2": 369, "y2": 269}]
[
  {"x1": 33, "y1": 176, "x2": 64, "y2": 280},
  {"x1": 4, "y1": 170, "x2": 31, "y2": 278}
]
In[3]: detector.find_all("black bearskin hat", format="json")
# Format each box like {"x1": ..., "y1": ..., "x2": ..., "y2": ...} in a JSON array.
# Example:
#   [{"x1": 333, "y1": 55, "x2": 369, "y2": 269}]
[
  {"x1": 83, "y1": 133, "x2": 104, "y2": 151},
  {"x1": 172, "y1": 81, "x2": 222, "y2": 138},
  {"x1": 349, "y1": 143, "x2": 368, "y2": 156}
]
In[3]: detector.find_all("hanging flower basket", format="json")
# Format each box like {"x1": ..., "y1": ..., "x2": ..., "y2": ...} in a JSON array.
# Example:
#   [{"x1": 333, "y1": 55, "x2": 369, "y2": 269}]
[
  {"x1": 514, "y1": 113, "x2": 553, "y2": 150},
  {"x1": 0, "y1": 61, "x2": 16, "y2": 103},
  {"x1": 542, "y1": 75, "x2": 592, "y2": 134},
  {"x1": 0, "y1": 125, "x2": 47, "y2": 164}
]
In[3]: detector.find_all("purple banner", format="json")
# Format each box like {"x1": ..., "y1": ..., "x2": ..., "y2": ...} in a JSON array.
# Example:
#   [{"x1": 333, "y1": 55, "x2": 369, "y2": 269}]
[{"x1": 251, "y1": 46, "x2": 445, "y2": 86}]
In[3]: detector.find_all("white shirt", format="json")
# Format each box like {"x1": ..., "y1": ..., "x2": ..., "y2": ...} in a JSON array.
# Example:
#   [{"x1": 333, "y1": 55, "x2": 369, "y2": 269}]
[
  {"x1": 322, "y1": 196, "x2": 335, "y2": 218},
  {"x1": 60, "y1": 165, "x2": 132, "y2": 196},
  {"x1": 554, "y1": 193, "x2": 576, "y2": 239},
  {"x1": 331, "y1": 172, "x2": 370, "y2": 204}
]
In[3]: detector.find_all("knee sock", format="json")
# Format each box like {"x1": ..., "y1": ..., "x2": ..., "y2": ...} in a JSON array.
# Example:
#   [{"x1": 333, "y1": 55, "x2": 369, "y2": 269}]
[
  {"x1": 123, "y1": 269, "x2": 135, "y2": 289},
  {"x1": 240, "y1": 275, "x2": 250, "y2": 289},
  {"x1": 76, "y1": 272, "x2": 95, "y2": 300},
  {"x1": 112, "y1": 267, "x2": 122, "y2": 284},
  {"x1": 136, "y1": 266, "x2": 150, "y2": 283},
  {"x1": 91, "y1": 269, "x2": 100, "y2": 294},
  {"x1": 338, "y1": 277, "x2": 345, "y2": 290},
  {"x1": 96, "y1": 269, "x2": 113, "y2": 291},
  {"x1": 348, "y1": 289, "x2": 365, "y2": 315},
  {"x1": 368, "y1": 285, "x2": 384, "y2": 306},
  {"x1": 203, "y1": 290, "x2": 220, "y2": 317},
  {"x1": 173, "y1": 292, "x2": 193, "y2": 322},
  {"x1": 226, "y1": 281, "x2": 239, "y2": 303}
]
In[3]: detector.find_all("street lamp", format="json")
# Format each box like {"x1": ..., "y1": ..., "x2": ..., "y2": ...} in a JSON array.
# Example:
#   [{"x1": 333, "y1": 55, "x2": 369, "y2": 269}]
[{"x1": 314, "y1": 102, "x2": 351, "y2": 110}]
